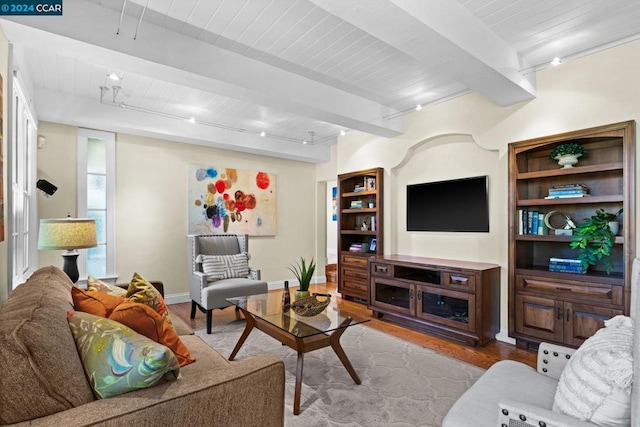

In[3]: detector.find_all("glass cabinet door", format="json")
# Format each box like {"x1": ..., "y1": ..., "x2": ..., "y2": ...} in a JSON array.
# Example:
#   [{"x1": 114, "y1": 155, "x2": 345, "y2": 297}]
[
  {"x1": 417, "y1": 285, "x2": 474, "y2": 331},
  {"x1": 371, "y1": 278, "x2": 414, "y2": 316}
]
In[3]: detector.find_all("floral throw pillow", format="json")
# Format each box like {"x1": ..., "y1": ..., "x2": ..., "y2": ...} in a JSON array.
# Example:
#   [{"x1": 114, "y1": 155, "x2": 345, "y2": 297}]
[
  {"x1": 87, "y1": 276, "x2": 127, "y2": 297},
  {"x1": 67, "y1": 311, "x2": 180, "y2": 399},
  {"x1": 126, "y1": 272, "x2": 174, "y2": 329}
]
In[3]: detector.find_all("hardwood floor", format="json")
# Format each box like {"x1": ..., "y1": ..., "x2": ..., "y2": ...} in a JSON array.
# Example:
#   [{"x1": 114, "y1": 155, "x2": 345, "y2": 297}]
[{"x1": 169, "y1": 281, "x2": 536, "y2": 370}]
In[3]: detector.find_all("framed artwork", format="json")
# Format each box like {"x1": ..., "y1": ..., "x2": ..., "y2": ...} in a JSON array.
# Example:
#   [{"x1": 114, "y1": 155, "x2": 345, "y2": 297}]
[
  {"x1": 332, "y1": 186, "x2": 337, "y2": 221},
  {"x1": 188, "y1": 165, "x2": 277, "y2": 236},
  {"x1": 369, "y1": 238, "x2": 377, "y2": 252}
]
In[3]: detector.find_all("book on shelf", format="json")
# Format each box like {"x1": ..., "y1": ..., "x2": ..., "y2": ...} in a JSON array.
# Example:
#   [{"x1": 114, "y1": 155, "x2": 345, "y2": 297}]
[
  {"x1": 518, "y1": 210, "x2": 547, "y2": 235},
  {"x1": 549, "y1": 257, "x2": 586, "y2": 274},
  {"x1": 544, "y1": 194, "x2": 589, "y2": 199},
  {"x1": 549, "y1": 183, "x2": 589, "y2": 190},
  {"x1": 350, "y1": 200, "x2": 363, "y2": 209},
  {"x1": 370, "y1": 215, "x2": 376, "y2": 232},
  {"x1": 353, "y1": 185, "x2": 365, "y2": 193}
]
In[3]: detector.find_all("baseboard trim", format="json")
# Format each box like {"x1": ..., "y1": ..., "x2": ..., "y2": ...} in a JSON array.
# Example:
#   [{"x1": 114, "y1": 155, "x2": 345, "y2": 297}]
[
  {"x1": 164, "y1": 292, "x2": 190, "y2": 305},
  {"x1": 495, "y1": 329, "x2": 516, "y2": 345}
]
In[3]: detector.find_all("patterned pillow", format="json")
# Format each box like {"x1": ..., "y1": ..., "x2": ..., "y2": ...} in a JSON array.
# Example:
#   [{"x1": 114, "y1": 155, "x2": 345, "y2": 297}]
[
  {"x1": 71, "y1": 286, "x2": 127, "y2": 317},
  {"x1": 109, "y1": 301, "x2": 195, "y2": 367},
  {"x1": 553, "y1": 315, "x2": 633, "y2": 425},
  {"x1": 67, "y1": 311, "x2": 180, "y2": 399},
  {"x1": 87, "y1": 276, "x2": 127, "y2": 296},
  {"x1": 127, "y1": 272, "x2": 174, "y2": 329},
  {"x1": 198, "y1": 253, "x2": 250, "y2": 281}
]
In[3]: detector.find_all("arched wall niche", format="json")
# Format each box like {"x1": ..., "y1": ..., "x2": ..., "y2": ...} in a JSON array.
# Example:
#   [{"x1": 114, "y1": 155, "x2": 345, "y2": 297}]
[{"x1": 388, "y1": 133, "x2": 504, "y2": 266}]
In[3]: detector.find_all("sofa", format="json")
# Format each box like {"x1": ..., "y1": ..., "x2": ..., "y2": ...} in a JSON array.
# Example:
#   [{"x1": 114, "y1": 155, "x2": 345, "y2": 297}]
[
  {"x1": 0, "y1": 266, "x2": 285, "y2": 426},
  {"x1": 443, "y1": 258, "x2": 640, "y2": 427}
]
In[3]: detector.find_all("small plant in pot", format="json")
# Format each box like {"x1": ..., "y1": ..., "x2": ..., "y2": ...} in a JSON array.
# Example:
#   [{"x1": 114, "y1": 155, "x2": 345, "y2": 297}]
[
  {"x1": 288, "y1": 257, "x2": 316, "y2": 300},
  {"x1": 570, "y1": 208, "x2": 622, "y2": 274},
  {"x1": 548, "y1": 143, "x2": 588, "y2": 168}
]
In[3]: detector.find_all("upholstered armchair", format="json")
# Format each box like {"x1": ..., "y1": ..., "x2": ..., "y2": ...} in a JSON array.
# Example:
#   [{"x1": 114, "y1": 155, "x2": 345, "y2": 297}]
[{"x1": 188, "y1": 234, "x2": 267, "y2": 333}]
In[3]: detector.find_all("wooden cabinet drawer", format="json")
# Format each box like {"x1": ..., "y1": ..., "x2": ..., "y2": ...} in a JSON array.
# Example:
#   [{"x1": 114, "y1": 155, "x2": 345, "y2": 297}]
[
  {"x1": 341, "y1": 254, "x2": 369, "y2": 268},
  {"x1": 370, "y1": 262, "x2": 392, "y2": 277},
  {"x1": 516, "y1": 275, "x2": 623, "y2": 306},
  {"x1": 443, "y1": 272, "x2": 476, "y2": 292}
]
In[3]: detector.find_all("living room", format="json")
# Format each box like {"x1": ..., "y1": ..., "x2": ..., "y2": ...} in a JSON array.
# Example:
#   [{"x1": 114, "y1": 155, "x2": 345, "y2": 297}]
[{"x1": 1, "y1": 2, "x2": 639, "y2": 426}]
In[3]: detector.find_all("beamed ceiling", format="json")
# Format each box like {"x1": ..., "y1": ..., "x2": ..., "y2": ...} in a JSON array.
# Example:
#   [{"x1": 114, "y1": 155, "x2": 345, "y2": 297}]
[{"x1": 2, "y1": 0, "x2": 640, "y2": 162}]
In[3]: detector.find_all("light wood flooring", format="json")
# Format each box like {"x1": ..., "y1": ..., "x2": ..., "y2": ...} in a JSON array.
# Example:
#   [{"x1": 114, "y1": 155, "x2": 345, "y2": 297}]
[{"x1": 169, "y1": 281, "x2": 536, "y2": 370}]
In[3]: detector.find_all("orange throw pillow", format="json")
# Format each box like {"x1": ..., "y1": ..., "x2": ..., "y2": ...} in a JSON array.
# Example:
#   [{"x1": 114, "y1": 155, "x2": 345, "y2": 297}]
[
  {"x1": 109, "y1": 301, "x2": 195, "y2": 367},
  {"x1": 71, "y1": 287, "x2": 127, "y2": 317}
]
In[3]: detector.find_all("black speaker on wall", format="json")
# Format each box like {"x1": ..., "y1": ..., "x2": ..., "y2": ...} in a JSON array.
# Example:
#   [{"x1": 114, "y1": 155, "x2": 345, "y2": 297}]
[{"x1": 37, "y1": 179, "x2": 58, "y2": 196}]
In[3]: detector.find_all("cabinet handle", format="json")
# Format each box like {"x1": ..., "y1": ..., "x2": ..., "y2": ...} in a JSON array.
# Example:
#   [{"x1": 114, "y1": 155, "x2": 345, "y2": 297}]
[
  {"x1": 557, "y1": 307, "x2": 562, "y2": 320},
  {"x1": 566, "y1": 309, "x2": 570, "y2": 322},
  {"x1": 417, "y1": 290, "x2": 422, "y2": 300},
  {"x1": 376, "y1": 266, "x2": 388, "y2": 273},
  {"x1": 410, "y1": 289, "x2": 414, "y2": 299},
  {"x1": 555, "y1": 287, "x2": 572, "y2": 292}
]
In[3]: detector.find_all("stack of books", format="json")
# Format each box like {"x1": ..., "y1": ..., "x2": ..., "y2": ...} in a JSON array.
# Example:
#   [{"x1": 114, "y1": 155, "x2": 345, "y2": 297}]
[
  {"x1": 545, "y1": 184, "x2": 589, "y2": 199},
  {"x1": 548, "y1": 257, "x2": 586, "y2": 274},
  {"x1": 353, "y1": 184, "x2": 365, "y2": 193},
  {"x1": 349, "y1": 243, "x2": 367, "y2": 252},
  {"x1": 350, "y1": 200, "x2": 362, "y2": 209}
]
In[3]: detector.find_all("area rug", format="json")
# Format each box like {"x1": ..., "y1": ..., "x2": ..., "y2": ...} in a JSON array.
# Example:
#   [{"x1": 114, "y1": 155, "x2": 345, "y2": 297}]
[{"x1": 195, "y1": 318, "x2": 484, "y2": 427}]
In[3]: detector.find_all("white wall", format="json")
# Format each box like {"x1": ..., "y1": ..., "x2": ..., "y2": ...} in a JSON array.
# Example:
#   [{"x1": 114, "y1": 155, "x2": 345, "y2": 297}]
[
  {"x1": 36, "y1": 122, "x2": 318, "y2": 296},
  {"x1": 336, "y1": 39, "x2": 640, "y2": 339}
]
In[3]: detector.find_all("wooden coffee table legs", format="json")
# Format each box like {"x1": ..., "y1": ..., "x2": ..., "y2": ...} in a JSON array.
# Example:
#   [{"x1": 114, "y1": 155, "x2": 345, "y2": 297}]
[{"x1": 228, "y1": 310, "x2": 361, "y2": 415}]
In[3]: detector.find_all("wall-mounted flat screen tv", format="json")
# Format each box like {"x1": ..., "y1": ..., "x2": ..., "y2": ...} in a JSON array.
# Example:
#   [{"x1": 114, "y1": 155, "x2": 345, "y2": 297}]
[{"x1": 407, "y1": 176, "x2": 489, "y2": 232}]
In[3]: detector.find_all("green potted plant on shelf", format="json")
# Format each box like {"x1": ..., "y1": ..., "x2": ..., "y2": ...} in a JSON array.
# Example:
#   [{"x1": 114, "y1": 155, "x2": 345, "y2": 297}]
[
  {"x1": 548, "y1": 142, "x2": 588, "y2": 169},
  {"x1": 288, "y1": 257, "x2": 316, "y2": 300},
  {"x1": 570, "y1": 208, "x2": 622, "y2": 274}
]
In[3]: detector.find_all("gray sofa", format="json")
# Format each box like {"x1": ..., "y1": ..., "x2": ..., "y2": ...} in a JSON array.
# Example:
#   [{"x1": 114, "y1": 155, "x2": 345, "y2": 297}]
[
  {"x1": 0, "y1": 266, "x2": 285, "y2": 426},
  {"x1": 443, "y1": 258, "x2": 639, "y2": 427}
]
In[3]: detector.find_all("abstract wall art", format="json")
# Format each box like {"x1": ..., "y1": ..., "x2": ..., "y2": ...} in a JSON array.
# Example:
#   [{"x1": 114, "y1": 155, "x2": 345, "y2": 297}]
[{"x1": 188, "y1": 165, "x2": 277, "y2": 236}]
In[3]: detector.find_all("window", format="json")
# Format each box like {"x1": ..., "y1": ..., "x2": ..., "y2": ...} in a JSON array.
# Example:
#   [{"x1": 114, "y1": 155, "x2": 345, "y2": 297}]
[
  {"x1": 9, "y1": 73, "x2": 38, "y2": 289},
  {"x1": 77, "y1": 129, "x2": 115, "y2": 280}
]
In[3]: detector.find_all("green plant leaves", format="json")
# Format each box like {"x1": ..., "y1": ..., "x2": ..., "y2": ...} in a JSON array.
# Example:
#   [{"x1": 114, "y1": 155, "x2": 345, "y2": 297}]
[
  {"x1": 570, "y1": 209, "x2": 621, "y2": 274},
  {"x1": 288, "y1": 257, "x2": 316, "y2": 292}
]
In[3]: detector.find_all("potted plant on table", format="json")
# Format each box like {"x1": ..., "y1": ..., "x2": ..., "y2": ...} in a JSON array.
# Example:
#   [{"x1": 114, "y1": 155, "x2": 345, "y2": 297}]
[
  {"x1": 288, "y1": 257, "x2": 316, "y2": 300},
  {"x1": 570, "y1": 208, "x2": 622, "y2": 274},
  {"x1": 548, "y1": 143, "x2": 588, "y2": 168}
]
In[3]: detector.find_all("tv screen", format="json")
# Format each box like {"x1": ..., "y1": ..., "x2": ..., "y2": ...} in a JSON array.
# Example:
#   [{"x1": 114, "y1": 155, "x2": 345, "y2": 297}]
[{"x1": 407, "y1": 176, "x2": 489, "y2": 232}]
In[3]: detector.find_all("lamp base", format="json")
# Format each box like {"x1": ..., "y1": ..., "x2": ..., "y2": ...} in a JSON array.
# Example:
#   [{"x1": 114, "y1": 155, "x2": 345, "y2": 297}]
[{"x1": 61, "y1": 250, "x2": 80, "y2": 283}]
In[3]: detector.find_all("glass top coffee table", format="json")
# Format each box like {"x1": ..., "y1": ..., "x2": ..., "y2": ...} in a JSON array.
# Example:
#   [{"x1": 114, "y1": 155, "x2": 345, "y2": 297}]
[{"x1": 226, "y1": 292, "x2": 369, "y2": 415}]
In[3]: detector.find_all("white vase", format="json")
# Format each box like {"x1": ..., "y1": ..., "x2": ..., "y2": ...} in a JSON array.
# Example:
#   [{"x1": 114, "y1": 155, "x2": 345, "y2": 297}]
[
  {"x1": 555, "y1": 153, "x2": 582, "y2": 168},
  {"x1": 608, "y1": 221, "x2": 620, "y2": 236}
]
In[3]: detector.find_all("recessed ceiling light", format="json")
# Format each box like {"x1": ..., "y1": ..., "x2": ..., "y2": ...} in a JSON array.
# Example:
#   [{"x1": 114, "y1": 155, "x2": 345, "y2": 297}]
[
  {"x1": 340, "y1": 130, "x2": 346, "y2": 136},
  {"x1": 416, "y1": 104, "x2": 422, "y2": 111},
  {"x1": 260, "y1": 131, "x2": 266, "y2": 137},
  {"x1": 188, "y1": 117, "x2": 196, "y2": 124},
  {"x1": 108, "y1": 72, "x2": 120, "y2": 81},
  {"x1": 119, "y1": 101, "x2": 127, "y2": 108},
  {"x1": 302, "y1": 140, "x2": 308, "y2": 145},
  {"x1": 550, "y1": 57, "x2": 562, "y2": 66}
]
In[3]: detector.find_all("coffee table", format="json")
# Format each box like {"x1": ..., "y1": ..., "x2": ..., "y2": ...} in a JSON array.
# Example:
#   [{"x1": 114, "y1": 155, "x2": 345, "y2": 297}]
[{"x1": 226, "y1": 292, "x2": 369, "y2": 415}]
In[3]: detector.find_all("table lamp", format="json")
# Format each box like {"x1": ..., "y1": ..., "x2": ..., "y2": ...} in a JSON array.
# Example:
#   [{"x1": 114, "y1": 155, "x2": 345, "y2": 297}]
[{"x1": 38, "y1": 216, "x2": 97, "y2": 283}]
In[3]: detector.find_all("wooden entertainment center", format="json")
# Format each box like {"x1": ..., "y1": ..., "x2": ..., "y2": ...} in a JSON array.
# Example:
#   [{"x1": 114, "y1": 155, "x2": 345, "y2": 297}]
[{"x1": 368, "y1": 255, "x2": 500, "y2": 347}]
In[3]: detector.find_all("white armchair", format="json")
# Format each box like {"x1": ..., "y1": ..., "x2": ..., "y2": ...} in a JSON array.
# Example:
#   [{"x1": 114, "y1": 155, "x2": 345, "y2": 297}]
[{"x1": 188, "y1": 234, "x2": 267, "y2": 333}]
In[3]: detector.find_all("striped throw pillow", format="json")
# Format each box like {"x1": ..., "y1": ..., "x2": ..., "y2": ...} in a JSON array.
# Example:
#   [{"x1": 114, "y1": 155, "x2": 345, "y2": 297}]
[{"x1": 199, "y1": 253, "x2": 250, "y2": 281}]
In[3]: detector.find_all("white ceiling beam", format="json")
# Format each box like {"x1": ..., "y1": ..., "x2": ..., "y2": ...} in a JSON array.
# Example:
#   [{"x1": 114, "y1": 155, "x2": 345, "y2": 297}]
[
  {"x1": 1, "y1": 0, "x2": 404, "y2": 138},
  {"x1": 33, "y1": 88, "x2": 331, "y2": 164},
  {"x1": 309, "y1": 0, "x2": 536, "y2": 106}
]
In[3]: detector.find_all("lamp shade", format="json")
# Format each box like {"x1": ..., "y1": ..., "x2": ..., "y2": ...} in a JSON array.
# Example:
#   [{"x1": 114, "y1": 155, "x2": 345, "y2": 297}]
[{"x1": 38, "y1": 218, "x2": 98, "y2": 250}]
